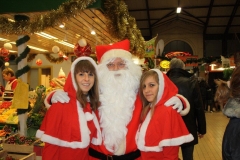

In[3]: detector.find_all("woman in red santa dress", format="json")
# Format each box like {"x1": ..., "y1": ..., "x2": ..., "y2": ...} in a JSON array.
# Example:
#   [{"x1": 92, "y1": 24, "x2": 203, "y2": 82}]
[
  {"x1": 36, "y1": 56, "x2": 102, "y2": 160},
  {"x1": 136, "y1": 69, "x2": 194, "y2": 160}
]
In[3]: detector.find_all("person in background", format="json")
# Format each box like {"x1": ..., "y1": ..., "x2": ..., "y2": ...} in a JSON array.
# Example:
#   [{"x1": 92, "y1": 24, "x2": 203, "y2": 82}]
[
  {"x1": 198, "y1": 77, "x2": 210, "y2": 111},
  {"x1": 214, "y1": 82, "x2": 230, "y2": 111},
  {"x1": 36, "y1": 57, "x2": 102, "y2": 160},
  {"x1": 136, "y1": 69, "x2": 193, "y2": 160},
  {"x1": 0, "y1": 68, "x2": 18, "y2": 95},
  {"x1": 48, "y1": 39, "x2": 190, "y2": 160},
  {"x1": 206, "y1": 87, "x2": 215, "y2": 112},
  {"x1": 167, "y1": 58, "x2": 206, "y2": 160},
  {"x1": 222, "y1": 66, "x2": 240, "y2": 160}
]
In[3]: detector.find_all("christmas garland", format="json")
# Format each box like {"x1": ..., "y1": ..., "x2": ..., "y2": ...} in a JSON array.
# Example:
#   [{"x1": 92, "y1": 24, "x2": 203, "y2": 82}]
[
  {"x1": 0, "y1": 0, "x2": 96, "y2": 35},
  {"x1": 44, "y1": 54, "x2": 64, "y2": 64},
  {"x1": 27, "y1": 54, "x2": 37, "y2": 62},
  {"x1": 0, "y1": 0, "x2": 145, "y2": 57},
  {"x1": 104, "y1": 0, "x2": 145, "y2": 57}
]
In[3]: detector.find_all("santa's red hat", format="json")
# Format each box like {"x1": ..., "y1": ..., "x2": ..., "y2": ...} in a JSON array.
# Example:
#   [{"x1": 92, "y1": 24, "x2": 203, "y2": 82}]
[{"x1": 96, "y1": 39, "x2": 132, "y2": 63}]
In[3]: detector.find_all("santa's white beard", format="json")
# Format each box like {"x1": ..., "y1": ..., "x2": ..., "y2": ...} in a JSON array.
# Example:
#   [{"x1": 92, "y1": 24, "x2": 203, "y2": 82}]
[{"x1": 98, "y1": 62, "x2": 142, "y2": 153}]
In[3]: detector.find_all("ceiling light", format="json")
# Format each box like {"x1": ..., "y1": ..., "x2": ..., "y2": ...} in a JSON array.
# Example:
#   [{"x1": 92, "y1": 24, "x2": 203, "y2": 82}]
[
  {"x1": 54, "y1": 40, "x2": 74, "y2": 48},
  {"x1": 176, "y1": 7, "x2": 181, "y2": 13},
  {"x1": 91, "y1": 30, "x2": 96, "y2": 35},
  {"x1": 9, "y1": 42, "x2": 48, "y2": 52},
  {"x1": 9, "y1": 50, "x2": 17, "y2": 53},
  {"x1": 59, "y1": 24, "x2": 65, "y2": 28},
  {"x1": 28, "y1": 46, "x2": 48, "y2": 52},
  {"x1": 0, "y1": 38, "x2": 10, "y2": 41},
  {"x1": 35, "y1": 32, "x2": 58, "y2": 39},
  {"x1": 8, "y1": 18, "x2": 15, "y2": 22}
]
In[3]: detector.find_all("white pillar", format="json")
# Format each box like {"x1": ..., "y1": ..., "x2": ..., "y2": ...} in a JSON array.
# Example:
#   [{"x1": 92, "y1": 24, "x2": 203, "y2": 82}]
[{"x1": 17, "y1": 35, "x2": 28, "y2": 136}]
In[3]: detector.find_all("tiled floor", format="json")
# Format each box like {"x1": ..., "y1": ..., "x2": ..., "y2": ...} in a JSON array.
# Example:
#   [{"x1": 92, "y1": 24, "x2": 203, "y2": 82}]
[{"x1": 178, "y1": 111, "x2": 229, "y2": 160}]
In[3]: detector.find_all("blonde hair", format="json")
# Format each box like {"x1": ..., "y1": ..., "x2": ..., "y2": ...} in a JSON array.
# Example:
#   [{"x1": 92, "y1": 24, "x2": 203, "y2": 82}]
[{"x1": 214, "y1": 82, "x2": 230, "y2": 106}]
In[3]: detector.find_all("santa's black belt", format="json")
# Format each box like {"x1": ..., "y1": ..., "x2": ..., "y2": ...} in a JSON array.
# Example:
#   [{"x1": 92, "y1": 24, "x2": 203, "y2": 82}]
[{"x1": 89, "y1": 147, "x2": 141, "y2": 160}]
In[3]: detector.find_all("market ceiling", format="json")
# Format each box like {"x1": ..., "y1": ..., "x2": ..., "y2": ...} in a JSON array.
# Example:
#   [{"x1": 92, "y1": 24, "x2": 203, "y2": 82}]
[
  {"x1": 0, "y1": 0, "x2": 145, "y2": 58},
  {"x1": 124, "y1": 0, "x2": 240, "y2": 40}
]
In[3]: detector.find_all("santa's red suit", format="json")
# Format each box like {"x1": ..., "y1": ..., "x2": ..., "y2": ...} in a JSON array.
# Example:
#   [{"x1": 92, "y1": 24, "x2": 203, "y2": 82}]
[
  {"x1": 89, "y1": 95, "x2": 142, "y2": 160},
  {"x1": 136, "y1": 69, "x2": 194, "y2": 160},
  {"x1": 88, "y1": 40, "x2": 190, "y2": 160},
  {"x1": 36, "y1": 57, "x2": 102, "y2": 160}
]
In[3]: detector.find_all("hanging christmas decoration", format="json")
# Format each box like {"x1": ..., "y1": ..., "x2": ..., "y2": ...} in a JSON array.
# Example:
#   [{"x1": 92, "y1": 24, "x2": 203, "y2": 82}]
[
  {"x1": 44, "y1": 54, "x2": 64, "y2": 64},
  {"x1": 58, "y1": 51, "x2": 64, "y2": 57},
  {"x1": 63, "y1": 55, "x2": 68, "y2": 61},
  {"x1": 4, "y1": 57, "x2": 9, "y2": 62},
  {"x1": 27, "y1": 54, "x2": 37, "y2": 62},
  {"x1": 1, "y1": 48, "x2": 9, "y2": 57},
  {"x1": 78, "y1": 38, "x2": 87, "y2": 47},
  {"x1": 5, "y1": 62, "x2": 9, "y2": 66},
  {"x1": 73, "y1": 43, "x2": 92, "y2": 57},
  {"x1": 0, "y1": 0, "x2": 145, "y2": 57},
  {"x1": 36, "y1": 59, "x2": 42, "y2": 66},
  {"x1": 3, "y1": 43, "x2": 12, "y2": 50},
  {"x1": 52, "y1": 46, "x2": 60, "y2": 53}
]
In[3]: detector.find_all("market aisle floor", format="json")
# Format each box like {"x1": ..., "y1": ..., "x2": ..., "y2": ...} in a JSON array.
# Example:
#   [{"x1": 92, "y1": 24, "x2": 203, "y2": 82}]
[{"x1": 178, "y1": 111, "x2": 229, "y2": 160}]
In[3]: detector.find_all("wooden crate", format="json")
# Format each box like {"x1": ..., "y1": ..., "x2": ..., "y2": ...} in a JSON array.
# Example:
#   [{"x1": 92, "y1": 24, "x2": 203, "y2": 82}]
[
  {"x1": 3, "y1": 134, "x2": 39, "y2": 154},
  {"x1": 3, "y1": 143, "x2": 34, "y2": 154},
  {"x1": 0, "y1": 150, "x2": 35, "y2": 160}
]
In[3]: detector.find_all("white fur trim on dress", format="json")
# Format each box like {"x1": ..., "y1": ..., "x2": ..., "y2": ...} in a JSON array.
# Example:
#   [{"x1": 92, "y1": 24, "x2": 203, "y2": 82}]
[
  {"x1": 136, "y1": 110, "x2": 194, "y2": 152},
  {"x1": 36, "y1": 102, "x2": 90, "y2": 149},
  {"x1": 101, "y1": 49, "x2": 132, "y2": 63},
  {"x1": 91, "y1": 112, "x2": 102, "y2": 145},
  {"x1": 177, "y1": 94, "x2": 190, "y2": 116},
  {"x1": 151, "y1": 69, "x2": 164, "y2": 103},
  {"x1": 85, "y1": 112, "x2": 94, "y2": 121},
  {"x1": 44, "y1": 89, "x2": 63, "y2": 109}
]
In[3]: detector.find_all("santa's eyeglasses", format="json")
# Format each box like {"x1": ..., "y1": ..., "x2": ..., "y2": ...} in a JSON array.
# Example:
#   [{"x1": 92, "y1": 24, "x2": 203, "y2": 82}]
[{"x1": 106, "y1": 62, "x2": 126, "y2": 69}]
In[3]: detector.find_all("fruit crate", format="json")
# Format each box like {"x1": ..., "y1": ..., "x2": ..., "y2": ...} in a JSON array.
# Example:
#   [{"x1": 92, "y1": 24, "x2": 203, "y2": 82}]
[
  {"x1": 0, "y1": 150, "x2": 35, "y2": 160},
  {"x1": 3, "y1": 134, "x2": 38, "y2": 154}
]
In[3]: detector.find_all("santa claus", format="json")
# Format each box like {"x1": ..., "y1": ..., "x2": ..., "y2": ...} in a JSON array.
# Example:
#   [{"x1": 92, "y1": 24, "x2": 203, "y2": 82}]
[{"x1": 48, "y1": 39, "x2": 189, "y2": 159}]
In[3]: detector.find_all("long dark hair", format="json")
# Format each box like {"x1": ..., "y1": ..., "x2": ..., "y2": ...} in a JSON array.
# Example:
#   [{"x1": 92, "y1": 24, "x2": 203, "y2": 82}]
[{"x1": 74, "y1": 60, "x2": 99, "y2": 111}]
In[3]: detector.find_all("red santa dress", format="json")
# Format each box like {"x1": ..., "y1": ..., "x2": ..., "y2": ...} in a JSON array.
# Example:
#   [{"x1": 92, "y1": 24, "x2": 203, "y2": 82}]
[
  {"x1": 36, "y1": 57, "x2": 102, "y2": 160},
  {"x1": 136, "y1": 69, "x2": 194, "y2": 160}
]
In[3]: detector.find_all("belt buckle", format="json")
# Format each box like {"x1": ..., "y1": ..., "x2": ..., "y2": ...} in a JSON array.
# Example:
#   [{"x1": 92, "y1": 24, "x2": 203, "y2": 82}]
[{"x1": 107, "y1": 155, "x2": 113, "y2": 160}]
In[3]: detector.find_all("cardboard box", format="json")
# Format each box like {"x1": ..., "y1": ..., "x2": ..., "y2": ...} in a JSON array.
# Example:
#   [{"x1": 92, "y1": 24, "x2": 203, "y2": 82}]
[{"x1": 0, "y1": 150, "x2": 35, "y2": 160}]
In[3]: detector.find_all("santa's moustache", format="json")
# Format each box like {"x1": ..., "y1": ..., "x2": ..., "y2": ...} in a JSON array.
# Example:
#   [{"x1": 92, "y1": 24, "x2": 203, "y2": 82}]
[{"x1": 97, "y1": 65, "x2": 141, "y2": 153}]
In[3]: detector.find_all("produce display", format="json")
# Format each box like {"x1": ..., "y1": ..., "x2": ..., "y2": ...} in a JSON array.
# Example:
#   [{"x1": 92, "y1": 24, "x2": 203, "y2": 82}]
[
  {"x1": 27, "y1": 85, "x2": 47, "y2": 137},
  {"x1": 5, "y1": 134, "x2": 36, "y2": 145},
  {"x1": 0, "y1": 102, "x2": 18, "y2": 124}
]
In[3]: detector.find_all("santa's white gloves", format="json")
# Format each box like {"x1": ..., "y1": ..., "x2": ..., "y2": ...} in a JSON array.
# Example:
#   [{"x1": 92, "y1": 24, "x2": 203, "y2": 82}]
[
  {"x1": 51, "y1": 90, "x2": 70, "y2": 103},
  {"x1": 164, "y1": 96, "x2": 183, "y2": 113}
]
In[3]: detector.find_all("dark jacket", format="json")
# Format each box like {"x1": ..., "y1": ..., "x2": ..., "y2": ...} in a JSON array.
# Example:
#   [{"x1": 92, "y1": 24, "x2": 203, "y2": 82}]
[
  {"x1": 222, "y1": 98, "x2": 240, "y2": 160},
  {"x1": 167, "y1": 68, "x2": 206, "y2": 146}
]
